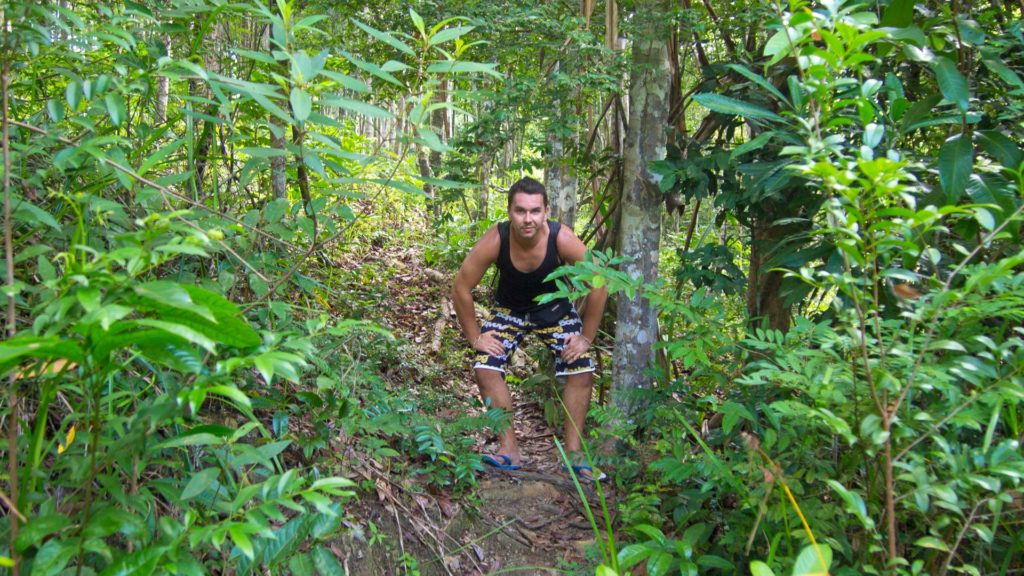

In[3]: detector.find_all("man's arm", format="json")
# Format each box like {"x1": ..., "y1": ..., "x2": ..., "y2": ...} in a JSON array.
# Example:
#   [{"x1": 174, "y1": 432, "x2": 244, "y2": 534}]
[
  {"x1": 556, "y1": 227, "x2": 608, "y2": 353},
  {"x1": 451, "y1": 226, "x2": 504, "y2": 356}
]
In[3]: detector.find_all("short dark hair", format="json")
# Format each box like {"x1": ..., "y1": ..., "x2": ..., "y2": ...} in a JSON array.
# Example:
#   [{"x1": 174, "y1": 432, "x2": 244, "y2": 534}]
[{"x1": 507, "y1": 177, "x2": 548, "y2": 208}]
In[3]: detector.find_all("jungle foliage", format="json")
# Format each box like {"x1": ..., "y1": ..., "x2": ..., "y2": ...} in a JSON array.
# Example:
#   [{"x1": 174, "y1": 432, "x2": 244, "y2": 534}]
[{"x1": 1, "y1": 0, "x2": 1023, "y2": 575}]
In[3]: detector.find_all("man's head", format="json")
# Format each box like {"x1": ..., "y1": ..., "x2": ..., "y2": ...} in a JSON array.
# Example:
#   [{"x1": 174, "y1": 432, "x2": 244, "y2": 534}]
[
  {"x1": 507, "y1": 177, "x2": 548, "y2": 209},
  {"x1": 507, "y1": 177, "x2": 548, "y2": 241}
]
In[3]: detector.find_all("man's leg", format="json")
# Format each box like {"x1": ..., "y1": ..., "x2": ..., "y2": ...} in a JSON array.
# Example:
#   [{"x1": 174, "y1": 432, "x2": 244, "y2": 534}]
[
  {"x1": 562, "y1": 371, "x2": 593, "y2": 453},
  {"x1": 475, "y1": 367, "x2": 521, "y2": 464}
]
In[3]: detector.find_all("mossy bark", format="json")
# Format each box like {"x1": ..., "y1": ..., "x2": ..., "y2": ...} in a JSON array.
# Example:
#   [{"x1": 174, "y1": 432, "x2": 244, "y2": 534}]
[{"x1": 611, "y1": 1, "x2": 672, "y2": 418}]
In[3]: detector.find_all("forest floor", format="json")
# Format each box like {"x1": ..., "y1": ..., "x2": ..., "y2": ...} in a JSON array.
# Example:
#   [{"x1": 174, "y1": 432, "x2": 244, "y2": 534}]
[{"x1": 322, "y1": 232, "x2": 617, "y2": 575}]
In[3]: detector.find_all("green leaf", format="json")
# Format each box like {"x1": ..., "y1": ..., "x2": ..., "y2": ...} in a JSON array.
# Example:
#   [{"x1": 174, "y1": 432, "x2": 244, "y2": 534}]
[
  {"x1": 290, "y1": 87, "x2": 312, "y2": 123},
  {"x1": 791, "y1": 544, "x2": 831, "y2": 576},
  {"x1": 913, "y1": 536, "x2": 950, "y2": 551},
  {"x1": 647, "y1": 551, "x2": 674, "y2": 576},
  {"x1": 14, "y1": 514, "x2": 70, "y2": 553},
  {"x1": 239, "y1": 147, "x2": 287, "y2": 159},
  {"x1": 726, "y1": 64, "x2": 788, "y2": 104},
  {"x1": 976, "y1": 130, "x2": 1022, "y2": 169},
  {"x1": 312, "y1": 545, "x2": 344, "y2": 574},
  {"x1": 731, "y1": 131, "x2": 776, "y2": 160},
  {"x1": 181, "y1": 467, "x2": 220, "y2": 500},
  {"x1": 0, "y1": 336, "x2": 83, "y2": 378},
  {"x1": 693, "y1": 93, "x2": 783, "y2": 122},
  {"x1": 288, "y1": 553, "x2": 316, "y2": 575},
  {"x1": 938, "y1": 133, "x2": 974, "y2": 202},
  {"x1": 320, "y1": 95, "x2": 394, "y2": 119},
  {"x1": 66, "y1": 80, "x2": 81, "y2": 110},
  {"x1": 932, "y1": 57, "x2": 970, "y2": 112},
  {"x1": 46, "y1": 99, "x2": 65, "y2": 122},
  {"x1": 105, "y1": 92, "x2": 126, "y2": 127},
  {"x1": 416, "y1": 127, "x2": 448, "y2": 152},
  {"x1": 881, "y1": 0, "x2": 915, "y2": 27},
  {"x1": 630, "y1": 524, "x2": 667, "y2": 546},
  {"x1": 352, "y1": 19, "x2": 414, "y2": 55},
  {"x1": 618, "y1": 544, "x2": 656, "y2": 568},
  {"x1": 133, "y1": 319, "x2": 217, "y2": 352},
  {"x1": 32, "y1": 539, "x2": 75, "y2": 576},
  {"x1": 750, "y1": 561, "x2": 777, "y2": 576},
  {"x1": 429, "y1": 25, "x2": 474, "y2": 46},
  {"x1": 425, "y1": 60, "x2": 503, "y2": 78},
  {"x1": 320, "y1": 70, "x2": 368, "y2": 93},
  {"x1": 135, "y1": 281, "x2": 213, "y2": 321},
  {"x1": 230, "y1": 524, "x2": 255, "y2": 561}
]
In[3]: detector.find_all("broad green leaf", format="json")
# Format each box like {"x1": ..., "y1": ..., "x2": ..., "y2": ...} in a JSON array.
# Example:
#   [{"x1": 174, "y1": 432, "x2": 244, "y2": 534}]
[
  {"x1": 320, "y1": 95, "x2": 394, "y2": 119},
  {"x1": 648, "y1": 551, "x2": 674, "y2": 576},
  {"x1": 137, "y1": 138, "x2": 186, "y2": 176},
  {"x1": 938, "y1": 133, "x2": 974, "y2": 202},
  {"x1": 239, "y1": 147, "x2": 287, "y2": 159},
  {"x1": 693, "y1": 93, "x2": 783, "y2": 122},
  {"x1": 133, "y1": 319, "x2": 217, "y2": 352},
  {"x1": 976, "y1": 130, "x2": 1023, "y2": 169},
  {"x1": 731, "y1": 131, "x2": 776, "y2": 160},
  {"x1": 352, "y1": 19, "x2": 414, "y2": 55},
  {"x1": 105, "y1": 92, "x2": 126, "y2": 127},
  {"x1": 791, "y1": 544, "x2": 832, "y2": 576},
  {"x1": 181, "y1": 467, "x2": 220, "y2": 500},
  {"x1": 596, "y1": 566, "x2": 618, "y2": 576},
  {"x1": 65, "y1": 80, "x2": 81, "y2": 110},
  {"x1": 416, "y1": 127, "x2": 448, "y2": 152},
  {"x1": 312, "y1": 545, "x2": 344, "y2": 574},
  {"x1": 289, "y1": 553, "x2": 316, "y2": 575},
  {"x1": 207, "y1": 384, "x2": 253, "y2": 410},
  {"x1": 429, "y1": 25, "x2": 474, "y2": 46},
  {"x1": 864, "y1": 123, "x2": 884, "y2": 148},
  {"x1": 409, "y1": 8, "x2": 426, "y2": 37},
  {"x1": 932, "y1": 57, "x2": 970, "y2": 112},
  {"x1": 726, "y1": 64, "x2": 789, "y2": 104},
  {"x1": 46, "y1": 99, "x2": 65, "y2": 122},
  {"x1": 320, "y1": 70, "x2": 368, "y2": 93},
  {"x1": 0, "y1": 336, "x2": 83, "y2": 377},
  {"x1": 630, "y1": 524, "x2": 667, "y2": 546},
  {"x1": 13, "y1": 197, "x2": 61, "y2": 231},
  {"x1": 290, "y1": 87, "x2": 312, "y2": 123},
  {"x1": 135, "y1": 281, "x2": 215, "y2": 322},
  {"x1": 982, "y1": 57, "x2": 1024, "y2": 88},
  {"x1": 425, "y1": 60, "x2": 502, "y2": 78},
  {"x1": 750, "y1": 561, "x2": 777, "y2": 576},
  {"x1": 230, "y1": 524, "x2": 255, "y2": 561},
  {"x1": 913, "y1": 536, "x2": 950, "y2": 551},
  {"x1": 881, "y1": 0, "x2": 915, "y2": 27},
  {"x1": 31, "y1": 539, "x2": 75, "y2": 576},
  {"x1": 763, "y1": 28, "x2": 799, "y2": 65},
  {"x1": 14, "y1": 514, "x2": 70, "y2": 553}
]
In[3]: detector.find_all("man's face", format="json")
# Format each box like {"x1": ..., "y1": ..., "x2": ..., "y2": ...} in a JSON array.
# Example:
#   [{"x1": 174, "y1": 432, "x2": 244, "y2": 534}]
[{"x1": 508, "y1": 192, "x2": 548, "y2": 240}]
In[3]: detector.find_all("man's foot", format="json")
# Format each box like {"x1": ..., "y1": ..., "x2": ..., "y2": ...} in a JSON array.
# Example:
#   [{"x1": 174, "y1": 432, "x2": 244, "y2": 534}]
[
  {"x1": 482, "y1": 453, "x2": 521, "y2": 470},
  {"x1": 562, "y1": 463, "x2": 607, "y2": 483}
]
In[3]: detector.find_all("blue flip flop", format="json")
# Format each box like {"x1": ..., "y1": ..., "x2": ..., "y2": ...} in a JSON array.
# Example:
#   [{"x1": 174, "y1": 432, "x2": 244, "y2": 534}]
[
  {"x1": 562, "y1": 464, "x2": 607, "y2": 483},
  {"x1": 482, "y1": 453, "x2": 521, "y2": 470}
]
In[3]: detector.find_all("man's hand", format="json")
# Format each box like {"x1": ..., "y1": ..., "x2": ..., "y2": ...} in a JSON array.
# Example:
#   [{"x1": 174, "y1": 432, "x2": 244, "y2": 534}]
[
  {"x1": 561, "y1": 333, "x2": 591, "y2": 364},
  {"x1": 473, "y1": 331, "x2": 506, "y2": 357}
]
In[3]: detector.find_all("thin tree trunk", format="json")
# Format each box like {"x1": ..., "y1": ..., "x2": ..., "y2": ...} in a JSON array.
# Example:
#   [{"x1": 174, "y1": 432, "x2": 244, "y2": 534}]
[
  {"x1": 2, "y1": 56, "x2": 20, "y2": 572},
  {"x1": 154, "y1": 33, "x2": 170, "y2": 124},
  {"x1": 612, "y1": 1, "x2": 672, "y2": 419},
  {"x1": 269, "y1": 120, "x2": 287, "y2": 201}
]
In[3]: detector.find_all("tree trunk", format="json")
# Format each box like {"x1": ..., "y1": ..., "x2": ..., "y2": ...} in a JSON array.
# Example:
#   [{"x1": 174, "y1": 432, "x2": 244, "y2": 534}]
[
  {"x1": 612, "y1": 1, "x2": 672, "y2": 419},
  {"x1": 546, "y1": 125, "x2": 578, "y2": 227},
  {"x1": 747, "y1": 215, "x2": 793, "y2": 333},
  {"x1": 155, "y1": 33, "x2": 170, "y2": 124}
]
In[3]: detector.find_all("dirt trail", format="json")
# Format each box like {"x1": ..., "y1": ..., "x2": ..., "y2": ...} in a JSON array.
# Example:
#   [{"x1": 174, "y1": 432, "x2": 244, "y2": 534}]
[{"x1": 333, "y1": 242, "x2": 616, "y2": 574}]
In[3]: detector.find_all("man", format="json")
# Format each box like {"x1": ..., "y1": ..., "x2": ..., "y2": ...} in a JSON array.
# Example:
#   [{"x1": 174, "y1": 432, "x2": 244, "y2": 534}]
[{"x1": 452, "y1": 177, "x2": 608, "y2": 481}]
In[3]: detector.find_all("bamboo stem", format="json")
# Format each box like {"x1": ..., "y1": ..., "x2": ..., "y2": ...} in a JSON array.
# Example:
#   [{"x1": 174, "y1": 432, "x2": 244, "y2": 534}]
[{"x1": 3, "y1": 54, "x2": 21, "y2": 572}]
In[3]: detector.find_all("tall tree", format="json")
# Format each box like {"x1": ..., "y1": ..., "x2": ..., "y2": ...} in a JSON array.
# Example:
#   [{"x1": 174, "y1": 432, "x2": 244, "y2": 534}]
[{"x1": 611, "y1": 0, "x2": 672, "y2": 417}]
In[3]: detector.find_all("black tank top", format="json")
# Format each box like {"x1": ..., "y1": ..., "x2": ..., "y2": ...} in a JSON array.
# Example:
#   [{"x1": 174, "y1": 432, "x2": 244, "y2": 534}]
[{"x1": 495, "y1": 220, "x2": 568, "y2": 312}]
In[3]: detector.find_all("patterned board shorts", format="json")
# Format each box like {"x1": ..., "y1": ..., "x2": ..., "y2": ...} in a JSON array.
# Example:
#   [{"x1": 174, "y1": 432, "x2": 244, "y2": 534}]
[{"x1": 473, "y1": 304, "x2": 596, "y2": 377}]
